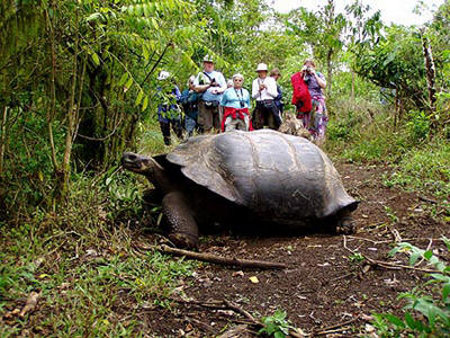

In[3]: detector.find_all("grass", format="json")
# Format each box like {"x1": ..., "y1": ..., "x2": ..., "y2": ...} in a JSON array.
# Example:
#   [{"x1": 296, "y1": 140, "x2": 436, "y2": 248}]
[{"x1": 0, "y1": 128, "x2": 196, "y2": 336}]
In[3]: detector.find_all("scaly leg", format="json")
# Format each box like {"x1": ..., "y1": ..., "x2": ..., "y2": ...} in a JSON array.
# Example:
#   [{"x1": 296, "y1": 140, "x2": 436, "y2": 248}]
[{"x1": 162, "y1": 192, "x2": 199, "y2": 249}]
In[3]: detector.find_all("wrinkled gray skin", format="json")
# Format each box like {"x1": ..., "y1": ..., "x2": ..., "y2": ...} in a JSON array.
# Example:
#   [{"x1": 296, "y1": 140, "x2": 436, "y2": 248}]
[{"x1": 122, "y1": 130, "x2": 358, "y2": 249}]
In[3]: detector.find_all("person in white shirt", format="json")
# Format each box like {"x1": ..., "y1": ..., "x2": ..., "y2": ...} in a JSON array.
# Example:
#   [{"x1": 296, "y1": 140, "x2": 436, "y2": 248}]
[{"x1": 251, "y1": 63, "x2": 282, "y2": 129}]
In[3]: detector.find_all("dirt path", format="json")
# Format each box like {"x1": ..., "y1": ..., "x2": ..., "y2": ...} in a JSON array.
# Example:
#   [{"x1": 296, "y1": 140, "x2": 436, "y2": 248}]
[{"x1": 136, "y1": 162, "x2": 448, "y2": 336}]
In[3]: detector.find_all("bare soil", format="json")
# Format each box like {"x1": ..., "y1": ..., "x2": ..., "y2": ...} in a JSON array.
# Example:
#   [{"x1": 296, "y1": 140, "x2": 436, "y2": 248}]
[{"x1": 138, "y1": 162, "x2": 449, "y2": 337}]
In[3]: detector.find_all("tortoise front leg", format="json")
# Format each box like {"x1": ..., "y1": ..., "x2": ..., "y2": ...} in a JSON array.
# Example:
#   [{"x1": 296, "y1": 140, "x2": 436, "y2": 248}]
[{"x1": 162, "y1": 192, "x2": 199, "y2": 249}]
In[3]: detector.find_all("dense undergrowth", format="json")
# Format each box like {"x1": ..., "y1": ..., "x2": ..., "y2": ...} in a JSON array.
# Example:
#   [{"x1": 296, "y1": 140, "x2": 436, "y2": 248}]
[
  {"x1": 0, "y1": 133, "x2": 197, "y2": 336},
  {"x1": 326, "y1": 99, "x2": 450, "y2": 199}
]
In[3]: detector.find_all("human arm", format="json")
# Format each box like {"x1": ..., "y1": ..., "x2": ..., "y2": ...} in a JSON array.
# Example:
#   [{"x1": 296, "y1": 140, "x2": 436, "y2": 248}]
[
  {"x1": 245, "y1": 89, "x2": 251, "y2": 108},
  {"x1": 220, "y1": 90, "x2": 229, "y2": 106},
  {"x1": 314, "y1": 72, "x2": 326, "y2": 89},
  {"x1": 265, "y1": 78, "x2": 278, "y2": 98},
  {"x1": 251, "y1": 79, "x2": 259, "y2": 99},
  {"x1": 193, "y1": 73, "x2": 210, "y2": 93},
  {"x1": 212, "y1": 72, "x2": 227, "y2": 94}
]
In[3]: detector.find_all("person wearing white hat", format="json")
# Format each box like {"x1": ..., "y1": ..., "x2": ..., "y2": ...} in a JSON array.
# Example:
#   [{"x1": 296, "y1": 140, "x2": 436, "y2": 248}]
[
  {"x1": 251, "y1": 63, "x2": 281, "y2": 129},
  {"x1": 156, "y1": 70, "x2": 183, "y2": 145},
  {"x1": 193, "y1": 55, "x2": 227, "y2": 133},
  {"x1": 220, "y1": 73, "x2": 252, "y2": 132}
]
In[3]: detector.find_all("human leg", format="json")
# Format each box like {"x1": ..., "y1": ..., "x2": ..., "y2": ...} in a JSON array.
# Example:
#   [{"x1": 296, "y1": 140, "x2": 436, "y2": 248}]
[
  {"x1": 185, "y1": 115, "x2": 196, "y2": 137},
  {"x1": 197, "y1": 101, "x2": 213, "y2": 133},
  {"x1": 251, "y1": 105, "x2": 264, "y2": 129},
  {"x1": 159, "y1": 120, "x2": 171, "y2": 145},
  {"x1": 224, "y1": 116, "x2": 237, "y2": 132},
  {"x1": 171, "y1": 118, "x2": 183, "y2": 139}
]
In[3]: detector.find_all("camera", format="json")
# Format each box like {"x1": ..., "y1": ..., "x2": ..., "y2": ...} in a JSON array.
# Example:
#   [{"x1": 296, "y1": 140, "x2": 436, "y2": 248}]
[
  {"x1": 210, "y1": 78, "x2": 218, "y2": 87},
  {"x1": 240, "y1": 101, "x2": 245, "y2": 108}
]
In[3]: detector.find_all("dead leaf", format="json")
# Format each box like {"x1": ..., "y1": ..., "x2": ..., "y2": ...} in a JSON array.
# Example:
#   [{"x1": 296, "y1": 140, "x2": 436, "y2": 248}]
[
  {"x1": 4, "y1": 308, "x2": 20, "y2": 319},
  {"x1": 19, "y1": 291, "x2": 41, "y2": 318},
  {"x1": 249, "y1": 276, "x2": 259, "y2": 284}
]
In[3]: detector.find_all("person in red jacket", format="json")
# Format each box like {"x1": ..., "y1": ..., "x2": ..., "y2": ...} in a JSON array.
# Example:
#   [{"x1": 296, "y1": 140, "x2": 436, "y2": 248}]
[{"x1": 291, "y1": 59, "x2": 327, "y2": 144}]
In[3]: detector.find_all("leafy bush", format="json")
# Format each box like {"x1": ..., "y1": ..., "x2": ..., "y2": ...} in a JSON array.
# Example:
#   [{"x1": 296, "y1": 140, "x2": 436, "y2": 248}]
[
  {"x1": 406, "y1": 110, "x2": 431, "y2": 141},
  {"x1": 371, "y1": 238, "x2": 450, "y2": 337},
  {"x1": 258, "y1": 310, "x2": 293, "y2": 338}
]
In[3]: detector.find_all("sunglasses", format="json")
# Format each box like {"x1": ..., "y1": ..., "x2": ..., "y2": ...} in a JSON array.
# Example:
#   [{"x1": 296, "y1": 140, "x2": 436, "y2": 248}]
[{"x1": 234, "y1": 79, "x2": 243, "y2": 82}]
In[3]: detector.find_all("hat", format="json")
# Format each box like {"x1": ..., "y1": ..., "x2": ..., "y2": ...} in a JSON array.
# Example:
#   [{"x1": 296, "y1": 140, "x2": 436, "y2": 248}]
[
  {"x1": 157, "y1": 70, "x2": 170, "y2": 80},
  {"x1": 256, "y1": 63, "x2": 268, "y2": 72},
  {"x1": 203, "y1": 54, "x2": 214, "y2": 63}
]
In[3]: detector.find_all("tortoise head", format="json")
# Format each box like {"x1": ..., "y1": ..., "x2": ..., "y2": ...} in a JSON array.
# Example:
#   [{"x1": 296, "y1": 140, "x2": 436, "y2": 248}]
[{"x1": 121, "y1": 152, "x2": 163, "y2": 178}]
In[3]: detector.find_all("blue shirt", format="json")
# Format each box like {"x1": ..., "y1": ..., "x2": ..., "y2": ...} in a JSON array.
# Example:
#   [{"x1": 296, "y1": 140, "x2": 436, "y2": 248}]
[
  {"x1": 221, "y1": 87, "x2": 251, "y2": 109},
  {"x1": 194, "y1": 70, "x2": 226, "y2": 102}
]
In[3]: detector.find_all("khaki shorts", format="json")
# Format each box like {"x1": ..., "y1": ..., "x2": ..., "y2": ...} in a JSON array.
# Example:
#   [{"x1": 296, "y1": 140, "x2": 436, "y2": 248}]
[{"x1": 198, "y1": 101, "x2": 220, "y2": 133}]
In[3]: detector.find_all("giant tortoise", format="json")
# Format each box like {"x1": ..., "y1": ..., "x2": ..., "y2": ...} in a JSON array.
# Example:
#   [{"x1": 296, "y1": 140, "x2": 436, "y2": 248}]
[{"x1": 122, "y1": 130, "x2": 358, "y2": 248}]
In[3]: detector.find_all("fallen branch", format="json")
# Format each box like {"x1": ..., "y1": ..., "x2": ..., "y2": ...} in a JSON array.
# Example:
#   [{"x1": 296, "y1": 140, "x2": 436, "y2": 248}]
[
  {"x1": 419, "y1": 195, "x2": 438, "y2": 204},
  {"x1": 154, "y1": 244, "x2": 288, "y2": 270},
  {"x1": 347, "y1": 236, "x2": 443, "y2": 245}
]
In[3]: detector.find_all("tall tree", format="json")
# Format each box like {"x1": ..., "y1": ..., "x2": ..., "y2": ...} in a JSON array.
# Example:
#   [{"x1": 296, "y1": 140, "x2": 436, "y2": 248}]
[{"x1": 285, "y1": 0, "x2": 346, "y2": 95}]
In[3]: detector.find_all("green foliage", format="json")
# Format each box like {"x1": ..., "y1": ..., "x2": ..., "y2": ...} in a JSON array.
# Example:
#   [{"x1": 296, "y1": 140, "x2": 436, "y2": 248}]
[
  {"x1": 0, "y1": 171, "x2": 194, "y2": 336},
  {"x1": 406, "y1": 110, "x2": 431, "y2": 141},
  {"x1": 382, "y1": 140, "x2": 449, "y2": 197},
  {"x1": 258, "y1": 309, "x2": 293, "y2": 338},
  {"x1": 372, "y1": 239, "x2": 450, "y2": 337}
]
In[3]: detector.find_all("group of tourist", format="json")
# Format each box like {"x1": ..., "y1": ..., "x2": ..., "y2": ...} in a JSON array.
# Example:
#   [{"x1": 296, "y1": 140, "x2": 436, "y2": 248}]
[{"x1": 156, "y1": 55, "x2": 327, "y2": 145}]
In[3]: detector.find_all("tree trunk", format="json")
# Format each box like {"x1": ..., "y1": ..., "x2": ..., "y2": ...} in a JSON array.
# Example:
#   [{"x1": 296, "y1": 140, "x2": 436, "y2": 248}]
[
  {"x1": 327, "y1": 49, "x2": 333, "y2": 96},
  {"x1": 351, "y1": 69, "x2": 355, "y2": 103},
  {"x1": 61, "y1": 9, "x2": 79, "y2": 197},
  {"x1": 46, "y1": 5, "x2": 58, "y2": 172},
  {"x1": 0, "y1": 106, "x2": 9, "y2": 176},
  {"x1": 420, "y1": 29, "x2": 436, "y2": 125}
]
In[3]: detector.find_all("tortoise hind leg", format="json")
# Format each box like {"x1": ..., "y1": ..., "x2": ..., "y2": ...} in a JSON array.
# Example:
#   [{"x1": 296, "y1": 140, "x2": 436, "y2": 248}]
[
  {"x1": 162, "y1": 192, "x2": 199, "y2": 249},
  {"x1": 336, "y1": 209, "x2": 356, "y2": 235}
]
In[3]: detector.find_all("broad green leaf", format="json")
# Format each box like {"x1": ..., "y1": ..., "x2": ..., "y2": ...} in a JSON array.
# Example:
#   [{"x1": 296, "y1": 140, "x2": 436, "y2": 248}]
[
  {"x1": 141, "y1": 96, "x2": 149, "y2": 112},
  {"x1": 91, "y1": 52, "x2": 100, "y2": 66},
  {"x1": 384, "y1": 313, "x2": 405, "y2": 328},
  {"x1": 404, "y1": 312, "x2": 417, "y2": 330},
  {"x1": 125, "y1": 77, "x2": 133, "y2": 90},
  {"x1": 443, "y1": 283, "x2": 450, "y2": 302},
  {"x1": 135, "y1": 90, "x2": 144, "y2": 106},
  {"x1": 118, "y1": 73, "x2": 128, "y2": 86},
  {"x1": 409, "y1": 252, "x2": 421, "y2": 266},
  {"x1": 423, "y1": 250, "x2": 433, "y2": 260},
  {"x1": 442, "y1": 236, "x2": 450, "y2": 250}
]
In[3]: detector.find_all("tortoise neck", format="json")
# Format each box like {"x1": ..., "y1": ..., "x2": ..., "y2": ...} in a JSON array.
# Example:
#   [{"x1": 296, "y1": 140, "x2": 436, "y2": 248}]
[{"x1": 145, "y1": 165, "x2": 176, "y2": 195}]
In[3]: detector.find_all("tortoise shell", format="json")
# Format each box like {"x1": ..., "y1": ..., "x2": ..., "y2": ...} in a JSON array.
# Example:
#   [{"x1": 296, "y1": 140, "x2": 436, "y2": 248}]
[{"x1": 167, "y1": 130, "x2": 357, "y2": 225}]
